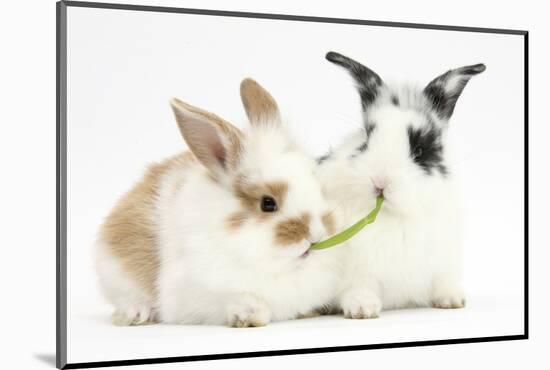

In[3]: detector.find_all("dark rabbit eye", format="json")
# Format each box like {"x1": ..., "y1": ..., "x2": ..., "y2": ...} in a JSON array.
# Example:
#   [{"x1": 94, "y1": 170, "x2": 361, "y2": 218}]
[
  {"x1": 260, "y1": 196, "x2": 278, "y2": 212},
  {"x1": 413, "y1": 146, "x2": 423, "y2": 159}
]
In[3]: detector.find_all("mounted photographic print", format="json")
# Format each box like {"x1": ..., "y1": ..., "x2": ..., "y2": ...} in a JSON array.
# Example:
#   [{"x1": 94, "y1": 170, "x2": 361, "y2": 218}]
[{"x1": 56, "y1": 1, "x2": 528, "y2": 368}]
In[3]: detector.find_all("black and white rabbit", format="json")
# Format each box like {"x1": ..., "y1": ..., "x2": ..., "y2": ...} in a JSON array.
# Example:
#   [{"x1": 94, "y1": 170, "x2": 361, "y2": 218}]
[{"x1": 317, "y1": 52, "x2": 485, "y2": 318}]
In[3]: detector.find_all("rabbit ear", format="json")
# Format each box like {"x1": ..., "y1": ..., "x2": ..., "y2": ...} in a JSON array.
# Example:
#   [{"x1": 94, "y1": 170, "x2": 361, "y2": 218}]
[
  {"x1": 325, "y1": 51, "x2": 383, "y2": 110},
  {"x1": 424, "y1": 63, "x2": 486, "y2": 120},
  {"x1": 170, "y1": 98, "x2": 243, "y2": 177},
  {"x1": 240, "y1": 78, "x2": 281, "y2": 126}
]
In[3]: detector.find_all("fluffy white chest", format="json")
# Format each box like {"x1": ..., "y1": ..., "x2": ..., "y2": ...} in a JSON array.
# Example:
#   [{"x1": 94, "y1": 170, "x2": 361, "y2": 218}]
[{"x1": 342, "y1": 207, "x2": 459, "y2": 309}]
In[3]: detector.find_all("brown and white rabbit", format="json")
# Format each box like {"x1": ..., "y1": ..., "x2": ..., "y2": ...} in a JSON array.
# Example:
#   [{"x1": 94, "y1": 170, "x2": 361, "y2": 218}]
[{"x1": 95, "y1": 78, "x2": 343, "y2": 327}]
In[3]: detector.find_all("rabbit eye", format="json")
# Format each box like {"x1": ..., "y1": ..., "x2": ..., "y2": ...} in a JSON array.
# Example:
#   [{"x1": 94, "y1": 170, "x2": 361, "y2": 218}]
[
  {"x1": 413, "y1": 146, "x2": 423, "y2": 159},
  {"x1": 260, "y1": 196, "x2": 278, "y2": 212}
]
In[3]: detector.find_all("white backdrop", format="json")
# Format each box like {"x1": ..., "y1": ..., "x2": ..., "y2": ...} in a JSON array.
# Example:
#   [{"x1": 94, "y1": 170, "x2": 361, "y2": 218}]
[
  {"x1": 64, "y1": 4, "x2": 525, "y2": 364},
  {"x1": 2, "y1": 0, "x2": 545, "y2": 369}
]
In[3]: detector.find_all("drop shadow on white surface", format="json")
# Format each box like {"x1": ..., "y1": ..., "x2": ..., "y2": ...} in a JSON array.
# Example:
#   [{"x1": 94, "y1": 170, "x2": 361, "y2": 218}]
[{"x1": 34, "y1": 353, "x2": 56, "y2": 367}]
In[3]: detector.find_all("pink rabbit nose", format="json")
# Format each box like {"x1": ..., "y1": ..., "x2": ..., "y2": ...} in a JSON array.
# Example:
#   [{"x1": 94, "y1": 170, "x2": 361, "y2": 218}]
[{"x1": 371, "y1": 177, "x2": 388, "y2": 195}]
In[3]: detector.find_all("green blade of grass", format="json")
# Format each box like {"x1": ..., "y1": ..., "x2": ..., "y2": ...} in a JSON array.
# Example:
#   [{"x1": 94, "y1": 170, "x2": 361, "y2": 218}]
[{"x1": 309, "y1": 196, "x2": 384, "y2": 250}]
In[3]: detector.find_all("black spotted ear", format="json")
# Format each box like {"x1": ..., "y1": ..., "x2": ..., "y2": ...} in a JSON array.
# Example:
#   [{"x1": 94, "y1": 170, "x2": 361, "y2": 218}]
[
  {"x1": 325, "y1": 51, "x2": 383, "y2": 110},
  {"x1": 423, "y1": 63, "x2": 486, "y2": 120}
]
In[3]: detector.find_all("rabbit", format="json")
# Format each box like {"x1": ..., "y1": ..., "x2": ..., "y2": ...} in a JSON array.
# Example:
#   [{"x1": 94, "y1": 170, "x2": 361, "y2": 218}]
[
  {"x1": 316, "y1": 51, "x2": 485, "y2": 319},
  {"x1": 95, "y1": 78, "x2": 344, "y2": 327}
]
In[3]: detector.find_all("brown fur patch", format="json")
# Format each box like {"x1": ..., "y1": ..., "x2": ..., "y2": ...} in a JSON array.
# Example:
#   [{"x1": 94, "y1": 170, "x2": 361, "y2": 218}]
[
  {"x1": 240, "y1": 78, "x2": 281, "y2": 124},
  {"x1": 275, "y1": 213, "x2": 311, "y2": 245},
  {"x1": 266, "y1": 182, "x2": 288, "y2": 203},
  {"x1": 233, "y1": 176, "x2": 288, "y2": 217},
  {"x1": 322, "y1": 211, "x2": 337, "y2": 235},
  {"x1": 233, "y1": 177, "x2": 261, "y2": 213},
  {"x1": 226, "y1": 211, "x2": 249, "y2": 230},
  {"x1": 99, "y1": 152, "x2": 195, "y2": 297}
]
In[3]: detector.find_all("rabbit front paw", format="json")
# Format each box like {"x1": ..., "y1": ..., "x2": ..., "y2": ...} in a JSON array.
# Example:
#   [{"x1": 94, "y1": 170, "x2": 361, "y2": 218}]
[
  {"x1": 431, "y1": 278, "x2": 465, "y2": 309},
  {"x1": 431, "y1": 295, "x2": 466, "y2": 309},
  {"x1": 340, "y1": 288, "x2": 382, "y2": 319},
  {"x1": 227, "y1": 293, "x2": 271, "y2": 328},
  {"x1": 111, "y1": 305, "x2": 156, "y2": 326}
]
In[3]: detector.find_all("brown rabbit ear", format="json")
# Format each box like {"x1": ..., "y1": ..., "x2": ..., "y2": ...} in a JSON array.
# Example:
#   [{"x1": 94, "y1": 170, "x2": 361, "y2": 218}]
[
  {"x1": 240, "y1": 78, "x2": 281, "y2": 126},
  {"x1": 170, "y1": 98, "x2": 244, "y2": 177}
]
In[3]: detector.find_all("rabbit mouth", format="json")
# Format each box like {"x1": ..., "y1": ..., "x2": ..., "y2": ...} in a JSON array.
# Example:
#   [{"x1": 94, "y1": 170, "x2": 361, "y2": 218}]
[{"x1": 300, "y1": 249, "x2": 311, "y2": 259}]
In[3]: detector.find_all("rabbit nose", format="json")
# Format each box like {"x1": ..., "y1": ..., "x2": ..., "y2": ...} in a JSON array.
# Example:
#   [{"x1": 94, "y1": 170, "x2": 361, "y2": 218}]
[{"x1": 371, "y1": 177, "x2": 388, "y2": 195}]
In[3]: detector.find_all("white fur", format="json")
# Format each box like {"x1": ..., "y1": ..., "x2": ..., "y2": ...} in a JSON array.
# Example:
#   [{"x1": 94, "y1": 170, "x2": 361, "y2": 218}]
[
  {"x1": 96, "y1": 118, "x2": 345, "y2": 326},
  {"x1": 317, "y1": 86, "x2": 465, "y2": 318},
  {"x1": 155, "y1": 125, "x2": 344, "y2": 325}
]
